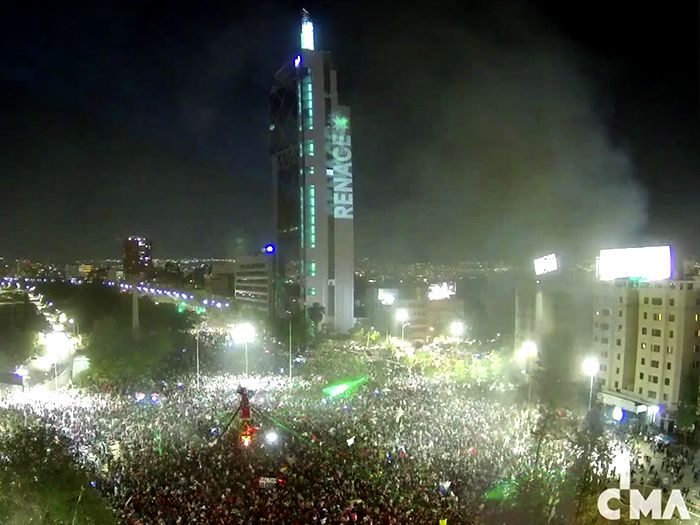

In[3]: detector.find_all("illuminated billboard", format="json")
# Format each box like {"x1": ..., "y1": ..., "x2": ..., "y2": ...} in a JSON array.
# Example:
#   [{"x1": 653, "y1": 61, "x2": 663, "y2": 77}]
[
  {"x1": 428, "y1": 282, "x2": 456, "y2": 301},
  {"x1": 377, "y1": 288, "x2": 398, "y2": 306},
  {"x1": 597, "y1": 246, "x2": 672, "y2": 282},
  {"x1": 534, "y1": 254, "x2": 558, "y2": 276}
]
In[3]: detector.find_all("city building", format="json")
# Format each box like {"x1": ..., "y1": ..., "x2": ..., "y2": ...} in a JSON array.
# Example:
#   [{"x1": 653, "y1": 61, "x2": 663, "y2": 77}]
[
  {"x1": 123, "y1": 236, "x2": 153, "y2": 279},
  {"x1": 204, "y1": 255, "x2": 273, "y2": 318},
  {"x1": 596, "y1": 278, "x2": 700, "y2": 429},
  {"x1": 270, "y1": 10, "x2": 354, "y2": 331}
]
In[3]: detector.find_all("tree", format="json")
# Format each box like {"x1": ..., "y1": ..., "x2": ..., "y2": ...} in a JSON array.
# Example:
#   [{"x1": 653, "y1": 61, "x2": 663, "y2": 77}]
[
  {"x1": 677, "y1": 373, "x2": 699, "y2": 436},
  {"x1": 307, "y1": 302, "x2": 326, "y2": 338}
]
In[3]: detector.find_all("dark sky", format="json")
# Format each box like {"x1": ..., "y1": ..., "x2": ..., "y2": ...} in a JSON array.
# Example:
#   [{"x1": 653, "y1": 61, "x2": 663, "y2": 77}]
[{"x1": 1, "y1": 1, "x2": 697, "y2": 264}]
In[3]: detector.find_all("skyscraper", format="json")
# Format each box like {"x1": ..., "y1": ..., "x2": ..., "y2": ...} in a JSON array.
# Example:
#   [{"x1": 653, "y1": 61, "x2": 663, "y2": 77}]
[
  {"x1": 270, "y1": 10, "x2": 354, "y2": 331},
  {"x1": 123, "y1": 236, "x2": 153, "y2": 278}
]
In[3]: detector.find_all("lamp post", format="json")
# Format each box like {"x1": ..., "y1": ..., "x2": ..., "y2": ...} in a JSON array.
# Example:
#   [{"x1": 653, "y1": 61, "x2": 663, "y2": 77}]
[
  {"x1": 68, "y1": 318, "x2": 79, "y2": 336},
  {"x1": 396, "y1": 309, "x2": 409, "y2": 341},
  {"x1": 516, "y1": 340, "x2": 538, "y2": 404},
  {"x1": 195, "y1": 323, "x2": 207, "y2": 388},
  {"x1": 230, "y1": 322, "x2": 256, "y2": 376},
  {"x1": 582, "y1": 356, "x2": 600, "y2": 411},
  {"x1": 288, "y1": 316, "x2": 293, "y2": 382}
]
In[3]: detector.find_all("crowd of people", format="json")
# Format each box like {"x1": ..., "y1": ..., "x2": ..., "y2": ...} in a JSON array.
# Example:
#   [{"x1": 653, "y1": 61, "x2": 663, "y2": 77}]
[{"x1": 0, "y1": 365, "x2": 639, "y2": 524}]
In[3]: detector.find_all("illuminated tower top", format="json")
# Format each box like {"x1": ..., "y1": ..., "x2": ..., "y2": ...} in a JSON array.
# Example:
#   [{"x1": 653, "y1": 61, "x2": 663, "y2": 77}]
[{"x1": 301, "y1": 9, "x2": 315, "y2": 50}]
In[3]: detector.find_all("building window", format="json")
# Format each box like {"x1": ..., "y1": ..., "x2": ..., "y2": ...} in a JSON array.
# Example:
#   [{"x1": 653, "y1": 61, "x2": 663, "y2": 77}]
[
  {"x1": 669, "y1": 298, "x2": 675, "y2": 306},
  {"x1": 602, "y1": 309, "x2": 611, "y2": 316},
  {"x1": 619, "y1": 310, "x2": 623, "y2": 317},
  {"x1": 651, "y1": 297, "x2": 662, "y2": 306},
  {"x1": 601, "y1": 323, "x2": 610, "y2": 330},
  {"x1": 307, "y1": 287, "x2": 316, "y2": 296},
  {"x1": 648, "y1": 390, "x2": 657, "y2": 399},
  {"x1": 618, "y1": 325, "x2": 623, "y2": 332},
  {"x1": 653, "y1": 313, "x2": 663, "y2": 321},
  {"x1": 663, "y1": 393, "x2": 668, "y2": 401},
  {"x1": 304, "y1": 139, "x2": 314, "y2": 156},
  {"x1": 614, "y1": 381, "x2": 619, "y2": 389},
  {"x1": 616, "y1": 339, "x2": 621, "y2": 346},
  {"x1": 641, "y1": 342, "x2": 647, "y2": 350},
  {"x1": 308, "y1": 261, "x2": 317, "y2": 277},
  {"x1": 650, "y1": 360, "x2": 659, "y2": 368},
  {"x1": 639, "y1": 372, "x2": 644, "y2": 380},
  {"x1": 616, "y1": 367, "x2": 620, "y2": 374},
  {"x1": 666, "y1": 346, "x2": 673, "y2": 354},
  {"x1": 664, "y1": 378, "x2": 670, "y2": 386},
  {"x1": 638, "y1": 387, "x2": 643, "y2": 394},
  {"x1": 641, "y1": 358, "x2": 646, "y2": 365},
  {"x1": 616, "y1": 353, "x2": 620, "y2": 360},
  {"x1": 651, "y1": 376, "x2": 659, "y2": 384},
  {"x1": 644, "y1": 297, "x2": 649, "y2": 304},
  {"x1": 669, "y1": 314, "x2": 675, "y2": 322},
  {"x1": 666, "y1": 362, "x2": 671, "y2": 370},
  {"x1": 652, "y1": 344, "x2": 660, "y2": 353},
  {"x1": 669, "y1": 330, "x2": 674, "y2": 338},
  {"x1": 695, "y1": 345, "x2": 700, "y2": 353},
  {"x1": 641, "y1": 327, "x2": 647, "y2": 335},
  {"x1": 651, "y1": 329, "x2": 661, "y2": 337},
  {"x1": 308, "y1": 184, "x2": 316, "y2": 248},
  {"x1": 643, "y1": 312, "x2": 648, "y2": 320},
  {"x1": 602, "y1": 337, "x2": 609, "y2": 344},
  {"x1": 696, "y1": 329, "x2": 700, "y2": 337},
  {"x1": 619, "y1": 297, "x2": 623, "y2": 304}
]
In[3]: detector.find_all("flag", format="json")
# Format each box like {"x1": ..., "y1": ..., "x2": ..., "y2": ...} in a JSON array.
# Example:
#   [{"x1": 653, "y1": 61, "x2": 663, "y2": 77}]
[
  {"x1": 347, "y1": 436, "x2": 355, "y2": 446},
  {"x1": 440, "y1": 520, "x2": 447, "y2": 525}
]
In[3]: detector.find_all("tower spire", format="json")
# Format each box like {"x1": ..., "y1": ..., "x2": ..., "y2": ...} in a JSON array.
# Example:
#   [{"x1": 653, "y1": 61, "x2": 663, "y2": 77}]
[{"x1": 301, "y1": 8, "x2": 315, "y2": 50}]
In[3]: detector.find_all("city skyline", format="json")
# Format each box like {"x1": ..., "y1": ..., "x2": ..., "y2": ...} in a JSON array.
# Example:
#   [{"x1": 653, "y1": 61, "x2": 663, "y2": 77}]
[{"x1": 0, "y1": 2, "x2": 697, "y2": 264}]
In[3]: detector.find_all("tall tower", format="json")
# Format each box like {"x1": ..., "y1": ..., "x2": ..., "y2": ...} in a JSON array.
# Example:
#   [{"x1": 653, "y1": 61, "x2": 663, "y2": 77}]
[{"x1": 270, "y1": 10, "x2": 355, "y2": 331}]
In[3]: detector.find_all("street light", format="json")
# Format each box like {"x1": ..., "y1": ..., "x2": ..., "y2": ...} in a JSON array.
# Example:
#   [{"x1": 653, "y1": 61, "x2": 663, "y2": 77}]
[
  {"x1": 44, "y1": 331, "x2": 72, "y2": 390},
  {"x1": 449, "y1": 320, "x2": 465, "y2": 338},
  {"x1": 582, "y1": 355, "x2": 600, "y2": 411},
  {"x1": 395, "y1": 309, "x2": 409, "y2": 340},
  {"x1": 516, "y1": 340, "x2": 538, "y2": 404},
  {"x1": 265, "y1": 431, "x2": 279, "y2": 445},
  {"x1": 195, "y1": 322, "x2": 207, "y2": 388},
  {"x1": 230, "y1": 322, "x2": 256, "y2": 376}
]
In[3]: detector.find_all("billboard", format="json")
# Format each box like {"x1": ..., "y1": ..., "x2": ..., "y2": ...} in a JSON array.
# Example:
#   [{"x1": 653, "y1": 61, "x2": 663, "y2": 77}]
[
  {"x1": 428, "y1": 282, "x2": 456, "y2": 301},
  {"x1": 534, "y1": 254, "x2": 558, "y2": 276},
  {"x1": 597, "y1": 246, "x2": 672, "y2": 282}
]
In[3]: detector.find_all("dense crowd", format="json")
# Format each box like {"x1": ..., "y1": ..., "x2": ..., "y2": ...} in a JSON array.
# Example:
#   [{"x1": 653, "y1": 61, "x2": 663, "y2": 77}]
[{"x1": 0, "y1": 369, "x2": 607, "y2": 524}]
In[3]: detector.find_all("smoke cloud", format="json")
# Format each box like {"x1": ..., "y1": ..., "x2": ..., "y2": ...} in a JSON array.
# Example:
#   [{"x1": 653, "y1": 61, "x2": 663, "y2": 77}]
[{"x1": 344, "y1": 2, "x2": 648, "y2": 263}]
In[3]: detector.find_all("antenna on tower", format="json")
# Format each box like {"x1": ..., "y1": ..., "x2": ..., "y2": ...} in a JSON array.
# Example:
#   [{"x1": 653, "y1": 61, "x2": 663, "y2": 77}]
[{"x1": 301, "y1": 8, "x2": 315, "y2": 50}]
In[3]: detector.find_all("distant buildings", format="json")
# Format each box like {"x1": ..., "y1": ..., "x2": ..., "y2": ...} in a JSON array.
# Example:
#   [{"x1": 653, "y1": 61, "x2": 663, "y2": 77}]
[
  {"x1": 366, "y1": 284, "x2": 465, "y2": 342},
  {"x1": 204, "y1": 254, "x2": 273, "y2": 318},
  {"x1": 123, "y1": 236, "x2": 153, "y2": 278},
  {"x1": 271, "y1": 10, "x2": 354, "y2": 331}
]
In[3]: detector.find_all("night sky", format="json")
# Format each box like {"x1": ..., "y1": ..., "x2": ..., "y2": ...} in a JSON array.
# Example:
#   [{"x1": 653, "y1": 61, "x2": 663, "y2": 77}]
[{"x1": 1, "y1": 1, "x2": 697, "y2": 264}]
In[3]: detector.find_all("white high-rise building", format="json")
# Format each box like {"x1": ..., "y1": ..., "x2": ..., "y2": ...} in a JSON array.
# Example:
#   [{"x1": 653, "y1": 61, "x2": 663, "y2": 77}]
[{"x1": 270, "y1": 10, "x2": 354, "y2": 331}]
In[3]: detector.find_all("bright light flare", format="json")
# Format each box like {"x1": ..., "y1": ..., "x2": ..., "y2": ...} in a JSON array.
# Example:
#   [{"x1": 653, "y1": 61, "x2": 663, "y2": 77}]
[
  {"x1": 395, "y1": 309, "x2": 409, "y2": 323},
  {"x1": 582, "y1": 356, "x2": 600, "y2": 377},
  {"x1": 449, "y1": 320, "x2": 465, "y2": 337},
  {"x1": 265, "y1": 431, "x2": 279, "y2": 444},
  {"x1": 230, "y1": 322, "x2": 256, "y2": 345}
]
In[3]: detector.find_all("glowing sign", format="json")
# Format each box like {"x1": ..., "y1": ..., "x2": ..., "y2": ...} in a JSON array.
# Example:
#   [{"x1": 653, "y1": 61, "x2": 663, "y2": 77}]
[
  {"x1": 597, "y1": 246, "x2": 672, "y2": 281},
  {"x1": 377, "y1": 288, "x2": 397, "y2": 306},
  {"x1": 328, "y1": 110, "x2": 353, "y2": 219},
  {"x1": 294, "y1": 55, "x2": 301, "y2": 68},
  {"x1": 534, "y1": 254, "x2": 558, "y2": 276},
  {"x1": 428, "y1": 282, "x2": 456, "y2": 301},
  {"x1": 301, "y1": 9, "x2": 314, "y2": 50}
]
